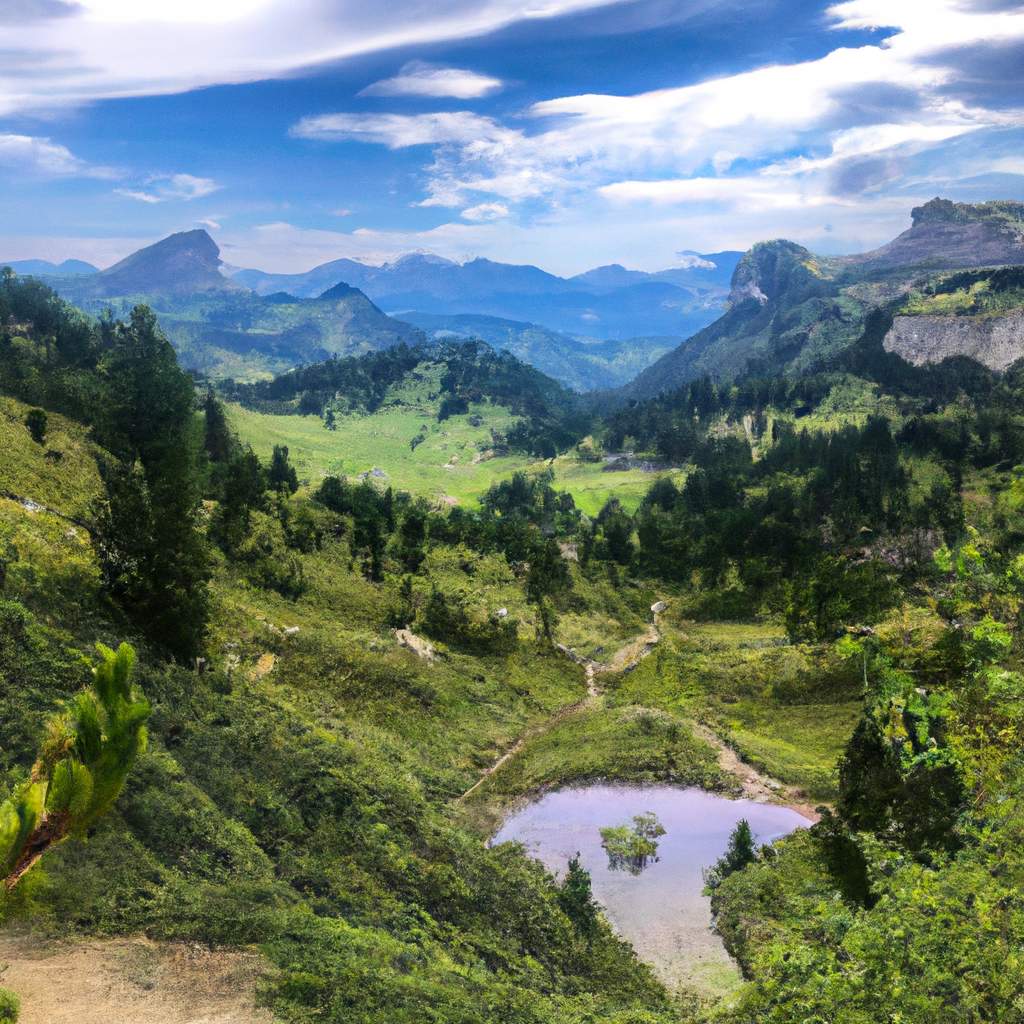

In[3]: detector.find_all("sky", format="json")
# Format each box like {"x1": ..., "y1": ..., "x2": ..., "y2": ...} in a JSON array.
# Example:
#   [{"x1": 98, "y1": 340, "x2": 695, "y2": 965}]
[{"x1": 0, "y1": 0, "x2": 1023, "y2": 275}]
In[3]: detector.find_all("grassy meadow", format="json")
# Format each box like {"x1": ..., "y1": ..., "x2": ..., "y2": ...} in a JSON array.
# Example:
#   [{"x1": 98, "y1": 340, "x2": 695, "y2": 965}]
[{"x1": 228, "y1": 398, "x2": 681, "y2": 514}]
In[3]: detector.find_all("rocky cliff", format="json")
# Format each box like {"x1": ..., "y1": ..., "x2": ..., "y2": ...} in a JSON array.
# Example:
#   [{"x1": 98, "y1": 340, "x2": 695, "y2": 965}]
[{"x1": 883, "y1": 309, "x2": 1024, "y2": 371}]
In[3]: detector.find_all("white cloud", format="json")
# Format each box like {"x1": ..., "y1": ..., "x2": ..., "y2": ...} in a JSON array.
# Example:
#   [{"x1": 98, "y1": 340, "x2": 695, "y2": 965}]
[
  {"x1": 0, "y1": 132, "x2": 115, "y2": 178},
  {"x1": 115, "y1": 172, "x2": 220, "y2": 202},
  {"x1": 360, "y1": 61, "x2": 502, "y2": 99},
  {"x1": 0, "y1": 0, "x2": 621, "y2": 115},
  {"x1": 460, "y1": 201, "x2": 509, "y2": 221},
  {"x1": 288, "y1": 0, "x2": 1022, "y2": 226},
  {"x1": 290, "y1": 111, "x2": 508, "y2": 148}
]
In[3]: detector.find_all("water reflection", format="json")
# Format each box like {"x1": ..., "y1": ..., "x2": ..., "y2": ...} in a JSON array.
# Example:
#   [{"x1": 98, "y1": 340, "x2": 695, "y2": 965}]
[{"x1": 600, "y1": 811, "x2": 666, "y2": 874}]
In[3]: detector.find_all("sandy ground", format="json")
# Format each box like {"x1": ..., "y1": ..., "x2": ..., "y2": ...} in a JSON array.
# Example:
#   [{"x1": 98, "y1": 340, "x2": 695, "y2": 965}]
[{"x1": 0, "y1": 932, "x2": 273, "y2": 1024}]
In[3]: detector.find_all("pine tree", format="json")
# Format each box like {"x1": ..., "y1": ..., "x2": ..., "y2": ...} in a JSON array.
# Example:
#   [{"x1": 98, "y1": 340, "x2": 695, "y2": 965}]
[
  {"x1": 267, "y1": 444, "x2": 299, "y2": 494},
  {"x1": 703, "y1": 818, "x2": 756, "y2": 892},
  {"x1": 95, "y1": 307, "x2": 210, "y2": 660},
  {"x1": 202, "y1": 389, "x2": 234, "y2": 464},
  {"x1": 0, "y1": 643, "x2": 148, "y2": 891},
  {"x1": 558, "y1": 854, "x2": 599, "y2": 942}
]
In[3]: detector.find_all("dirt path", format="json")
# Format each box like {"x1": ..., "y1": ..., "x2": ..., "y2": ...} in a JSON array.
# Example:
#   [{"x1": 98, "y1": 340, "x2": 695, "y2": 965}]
[
  {"x1": 0, "y1": 933, "x2": 272, "y2": 1024},
  {"x1": 457, "y1": 617, "x2": 663, "y2": 802},
  {"x1": 688, "y1": 721, "x2": 821, "y2": 822}
]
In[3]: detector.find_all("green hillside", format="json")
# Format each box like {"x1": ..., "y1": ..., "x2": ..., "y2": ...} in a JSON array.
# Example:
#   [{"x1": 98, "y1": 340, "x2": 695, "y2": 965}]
[{"x1": 4, "y1": 270, "x2": 1024, "y2": 1023}]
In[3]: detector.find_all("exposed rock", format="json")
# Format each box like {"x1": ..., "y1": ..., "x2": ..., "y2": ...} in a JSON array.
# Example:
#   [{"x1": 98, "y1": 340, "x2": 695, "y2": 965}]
[
  {"x1": 883, "y1": 309, "x2": 1024, "y2": 371},
  {"x1": 651, "y1": 601, "x2": 668, "y2": 614},
  {"x1": 558, "y1": 541, "x2": 579, "y2": 562},
  {"x1": 282, "y1": 625, "x2": 300, "y2": 637},
  {"x1": 495, "y1": 608, "x2": 508, "y2": 618},
  {"x1": 394, "y1": 627, "x2": 436, "y2": 663}
]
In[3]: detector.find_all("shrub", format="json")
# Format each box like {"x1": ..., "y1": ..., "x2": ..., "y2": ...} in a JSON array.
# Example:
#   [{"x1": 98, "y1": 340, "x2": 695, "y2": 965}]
[
  {"x1": 0, "y1": 987, "x2": 19, "y2": 1024},
  {"x1": 24, "y1": 408, "x2": 46, "y2": 444}
]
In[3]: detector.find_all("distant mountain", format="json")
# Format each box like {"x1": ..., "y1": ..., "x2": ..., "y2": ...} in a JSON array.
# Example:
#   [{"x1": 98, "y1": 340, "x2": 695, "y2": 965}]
[
  {"x1": 622, "y1": 198, "x2": 1024, "y2": 401},
  {"x1": 229, "y1": 250, "x2": 742, "y2": 341},
  {"x1": 94, "y1": 229, "x2": 240, "y2": 296},
  {"x1": 398, "y1": 311, "x2": 680, "y2": 391},
  {"x1": 3, "y1": 258, "x2": 97, "y2": 276},
  {"x1": 45, "y1": 231, "x2": 421, "y2": 380}
]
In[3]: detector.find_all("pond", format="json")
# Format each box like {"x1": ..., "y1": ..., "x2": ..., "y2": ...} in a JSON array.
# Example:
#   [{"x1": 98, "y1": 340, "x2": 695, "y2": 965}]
[{"x1": 492, "y1": 784, "x2": 812, "y2": 994}]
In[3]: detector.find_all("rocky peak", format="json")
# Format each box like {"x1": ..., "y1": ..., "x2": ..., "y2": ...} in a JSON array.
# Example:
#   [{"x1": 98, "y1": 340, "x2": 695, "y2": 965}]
[
  {"x1": 729, "y1": 239, "x2": 821, "y2": 306},
  {"x1": 98, "y1": 229, "x2": 237, "y2": 296}
]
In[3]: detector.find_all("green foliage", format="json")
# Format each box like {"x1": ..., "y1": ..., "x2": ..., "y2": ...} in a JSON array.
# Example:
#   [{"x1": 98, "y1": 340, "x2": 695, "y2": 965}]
[
  {"x1": 600, "y1": 813, "x2": 666, "y2": 874},
  {"x1": 0, "y1": 987, "x2": 19, "y2": 1024},
  {"x1": 0, "y1": 642, "x2": 148, "y2": 890},
  {"x1": 23, "y1": 408, "x2": 46, "y2": 445},
  {"x1": 703, "y1": 819, "x2": 756, "y2": 893},
  {"x1": 559, "y1": 855, "x2": 599, "y2": 941},
  {"x1": 267, "y1": 444, "x2": 299, "y2": 494}
]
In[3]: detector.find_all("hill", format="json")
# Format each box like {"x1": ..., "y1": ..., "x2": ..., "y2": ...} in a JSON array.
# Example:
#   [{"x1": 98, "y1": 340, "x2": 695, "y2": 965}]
[
  {"x1": 622, "y1": 198, "x2": 1024, "y2": 401},
  {"x1": 5, "y1": 268, "x2": 1024, "y2": 1022}
]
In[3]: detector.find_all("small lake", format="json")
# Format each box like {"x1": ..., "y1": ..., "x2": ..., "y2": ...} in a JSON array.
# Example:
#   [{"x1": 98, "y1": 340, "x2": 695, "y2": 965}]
[{"x1": 492, "y1": 784, "x2": 812, "y2": 994}]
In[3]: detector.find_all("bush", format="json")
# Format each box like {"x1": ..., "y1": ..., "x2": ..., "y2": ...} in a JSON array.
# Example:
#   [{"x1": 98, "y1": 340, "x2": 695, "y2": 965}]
[
  {"x1": 24, "y1": 408, "x2": 46, "y2": 445},
  {"x1": 0, "y1": 987, "x2": 19, "y2": 1024}
]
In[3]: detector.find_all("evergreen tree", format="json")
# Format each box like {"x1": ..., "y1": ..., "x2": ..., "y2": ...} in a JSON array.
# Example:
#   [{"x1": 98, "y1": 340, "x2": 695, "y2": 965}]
[
  {"x1": 202, "y1": 389, "x2": 233, "y2": 464},
  {"x1": 24, "y1": 409, "x2": 46, "y2": 445},
  {"x1": 0, "y1": 642, "x2": 148, "y2": 891},
  {"x1": 267, "y1": 444, "x2": 299, "y2": 494},
  {"x1": 94, "y1": 307, "x2": 210, "y2": 660},
  {"x1": 558, "y1": 854, "x2": 599, "y2": 942},
  {"x1": 703, "y1": 819, "x2": 756, "y2": 892}
]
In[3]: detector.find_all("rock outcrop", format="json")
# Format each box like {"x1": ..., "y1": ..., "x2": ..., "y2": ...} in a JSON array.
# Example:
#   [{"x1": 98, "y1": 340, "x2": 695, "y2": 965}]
[{"x1": 883, "y1": 309, "x2": 1024, "y2": 371}]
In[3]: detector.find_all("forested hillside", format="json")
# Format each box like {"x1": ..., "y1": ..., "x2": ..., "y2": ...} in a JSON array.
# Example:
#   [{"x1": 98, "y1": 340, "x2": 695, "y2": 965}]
[{"x1": 2, "y1": 264, "x2": 1024, "y2": 1023}]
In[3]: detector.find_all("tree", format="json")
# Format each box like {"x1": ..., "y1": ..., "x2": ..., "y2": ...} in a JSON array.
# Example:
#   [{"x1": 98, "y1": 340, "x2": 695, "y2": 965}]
[
  {"x1": 268, "y1": 444, "x2": 299, "y2": 494},
  {"x1": 94, "y1": 307, "x2": 211, "y2": 660},
  {"x1": 24, "y1": 409, "x2": 47, "y2": 445},
  {"x1": 558, "y1": 854, "x2": 599, "y2": 942},
  {"x1": 600, "y1": 813, "x2": 666, "y2": 874},
  {"x1": 526, "y1": 538, "x2": 571, "y2": 641},
  {"x1": 0, "y1": 642, "x2": 148, "y2": 891},
  {"x1": 202, "y1": 389, "x2": 233, "y2": 464},
  {"x1": 704, "y1": 818, "x2": 756, "y2": 892}
]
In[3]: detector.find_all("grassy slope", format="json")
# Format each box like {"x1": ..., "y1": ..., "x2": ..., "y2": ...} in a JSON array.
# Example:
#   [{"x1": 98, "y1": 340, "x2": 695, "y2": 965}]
[{"x1": 228, "y1": 377, "x2": 680, "y2": 515}]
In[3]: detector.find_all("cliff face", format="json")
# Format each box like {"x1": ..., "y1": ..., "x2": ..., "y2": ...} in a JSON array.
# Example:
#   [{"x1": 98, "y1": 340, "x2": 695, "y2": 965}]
[{"x1": 883, "y1": 309, "x2": 1024, "y2": 371}]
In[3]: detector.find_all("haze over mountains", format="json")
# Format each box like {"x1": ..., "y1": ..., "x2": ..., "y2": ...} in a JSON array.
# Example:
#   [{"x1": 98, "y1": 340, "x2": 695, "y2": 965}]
[
  {"x1": 11, "y1": 230, "x2": 739, "y2": 387},
  {"x1": 8, "y1": 198, "x2": 1024, "y2": 395}
]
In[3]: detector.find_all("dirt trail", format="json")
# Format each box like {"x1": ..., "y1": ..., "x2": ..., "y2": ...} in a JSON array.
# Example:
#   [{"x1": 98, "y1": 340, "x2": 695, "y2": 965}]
[
  {"x1": 457, "y1": 617, "x2": 663, "y2": 802},
  {"x1": 0, "y1": 933, "x2": 272, "y2": 1024},
  {"x1": 458, "y1": 611, "x2": 819, "y2": 821},
  {"x1": 688, "y1": 721, "x2": 821, "y2": 822}
]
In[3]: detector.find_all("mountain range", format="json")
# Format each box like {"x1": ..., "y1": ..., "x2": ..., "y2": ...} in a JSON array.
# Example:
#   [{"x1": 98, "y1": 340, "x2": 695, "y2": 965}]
[
  {"x1": 231, "y1": 248, "x2": 740, "y2": 341},
  {"x1": 8, "y1": 232, "x2": 738, "y2": 386},
  {"x1": 6, "y1": 198, "x2": 1024, "y2": 394}
]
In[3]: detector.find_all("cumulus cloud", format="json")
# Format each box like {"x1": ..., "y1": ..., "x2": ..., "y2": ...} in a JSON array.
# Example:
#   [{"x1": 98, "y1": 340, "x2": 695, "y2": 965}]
[
  {"x1": 115, "y1": 172, "x2": 220, "y2": 203},
  {"x1": 360, "y1": 61, "x2": 502, "y2": 99},
  {"x1": 0, "y1": 0, "x2": 620, "y2": 115}
]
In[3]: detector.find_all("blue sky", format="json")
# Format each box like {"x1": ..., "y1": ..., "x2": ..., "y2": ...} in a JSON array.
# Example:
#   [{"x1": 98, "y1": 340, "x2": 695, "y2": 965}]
[{"x1": 1, "y1": 0, "x2": 1023, "y2": 274}]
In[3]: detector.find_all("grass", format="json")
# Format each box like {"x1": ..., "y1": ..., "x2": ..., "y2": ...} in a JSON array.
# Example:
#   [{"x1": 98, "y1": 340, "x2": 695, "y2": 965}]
[
  {"x1": 461, "y1": 704, "x2": 727, "y2": 835},
  {"x1": 609, "y1": 613, "x2": 859, "y2": 802},
  {"x1": 227, "y1": 369, "x2": 681, "y2": 514}
]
